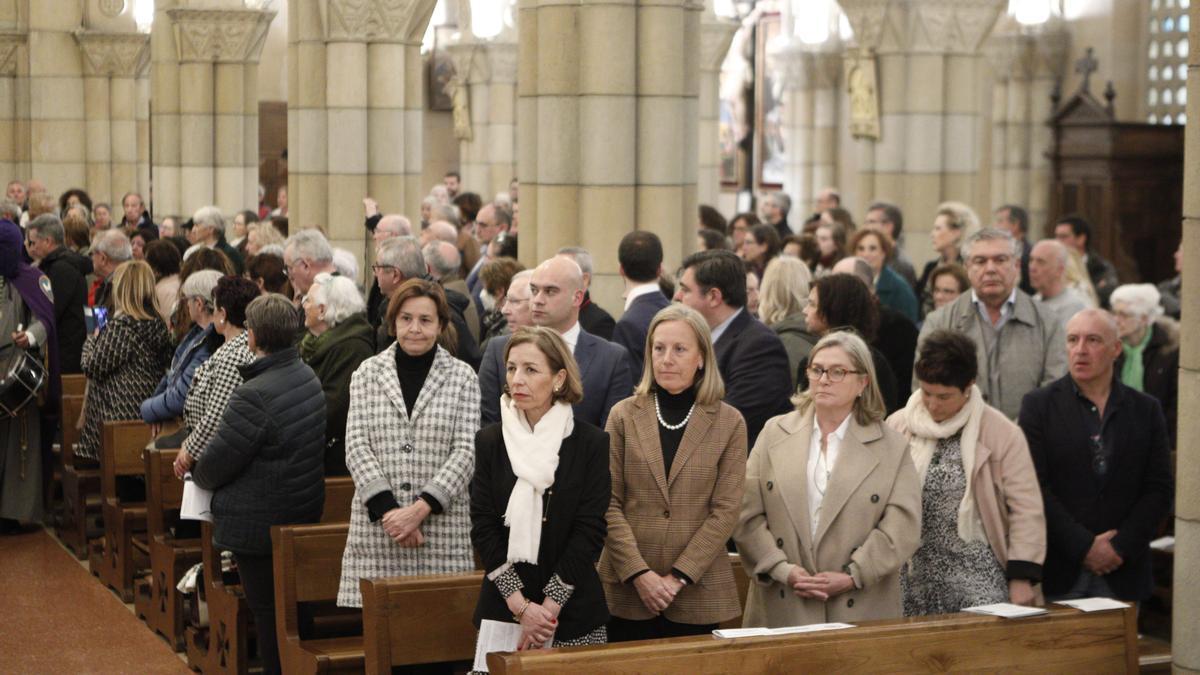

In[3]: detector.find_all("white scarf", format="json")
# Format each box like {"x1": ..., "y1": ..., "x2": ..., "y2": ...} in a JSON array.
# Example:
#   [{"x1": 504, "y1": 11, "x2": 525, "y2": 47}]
[
  {"x1": 499, "y1": 395, "x2": 574, "y2": 564},
  {"x1": 900, "y1": 384, "x2": 988, "y2": 544}
]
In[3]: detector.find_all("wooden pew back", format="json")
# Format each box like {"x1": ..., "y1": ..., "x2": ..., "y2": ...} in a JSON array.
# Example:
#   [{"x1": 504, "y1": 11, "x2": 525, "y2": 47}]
[
  {"x1": 321, "y1": 476, "x2": 355, "y2": 523},
  {"x1": 360, "y1": 572, "x2": 484, "y2": 674},
  {"x1": 60, "y1": 375, "x2": 86, "y2": 466},
  {"x1": 99, "y1": 420, "x2": 153, "y2": 498},
  {"x1": 62, "y1": 373, "x2": 87, "y2": 397},
  {"x1": 143, "y1": 449, "x2": 184, "y2": 539},
  {"x1": 487, "y1": 606, "x2": 1139, "y2": 674}
]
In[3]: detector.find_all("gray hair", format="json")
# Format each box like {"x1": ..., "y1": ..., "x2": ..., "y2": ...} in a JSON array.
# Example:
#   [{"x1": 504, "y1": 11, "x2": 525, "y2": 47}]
[
  {"x1": 431, "y1": 203, "x2": 461, "y2": 228},
  {"x1": 423, "y1": 241, "x2": 461, "y2": 279},
  {"x1": 508, "y1": 269, "x2": 533, "y2": 297},
  {"x1": 28, "y1": 213, "x2": 66, "y2": 245},
  {"x1": 180, "y1": 269, "x2": 223, "y2": 310},
  {"x1": 94, "y1": 229, "x2": 133, "y2": 262},
  {"x1": 192, "y1": 205, "x2": 226, "y2": 234},
  {"x1": 246, "y1": 293, "x2": 301, "y2": 353},
  {"x1": 1033, "y1": 239, "x2": 1069, "y2": 268},
  {"x1": 1109, "y1": 283, "x2": 1164, "y2": 321},
  {"x1": 377, "y1": 236, "x2": 427, "y2": 278},
  {"x1": 426, "y1": 220, "x2": 458, "y2": 244},
  {"x1": 556, "y1": 246, "x2": 593, "y2": 276},
  {"x1": 285, "y1": 228, "x2": 334, "y2": 264},
  {"x1": 332, "y1": 248, "x2": 359, "y2": 279},
  {"x1": 377, "y1": 214, "x2": 412, "y2": 236},
  {"x1": 0, "y1": 199, "x2": 20, "y2": 222},
  {"x1": 308, "y1": 272, "x2": 366, "y2": 327},
  {"x1": 259, "y1": 243, "x2": 285, "y2": 257},
  {"x1": 772, "y1": 191, "x2": 792, "y2": 214},
  {"x1": 961, "y1": 226, "x2": 1021, "y2": 260},
  {"x1": 834, "y1": 256, "x2": 874, "y2": 287}
]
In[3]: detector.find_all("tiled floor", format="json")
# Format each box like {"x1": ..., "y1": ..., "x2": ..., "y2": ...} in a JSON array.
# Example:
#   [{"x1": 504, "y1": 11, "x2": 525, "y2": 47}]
[{"x1": 0, "y1": 527, "x2": 190, "y2": 674}]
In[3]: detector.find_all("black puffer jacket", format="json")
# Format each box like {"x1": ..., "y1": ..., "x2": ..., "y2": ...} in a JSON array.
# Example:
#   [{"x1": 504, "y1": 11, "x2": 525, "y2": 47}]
[{"x1": 192, "y1": 347, "x2": 326, "y2": 555}]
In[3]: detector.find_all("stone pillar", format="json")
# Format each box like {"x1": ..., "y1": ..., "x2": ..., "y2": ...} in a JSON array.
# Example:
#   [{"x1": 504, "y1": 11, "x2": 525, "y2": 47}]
[
  {"x1": 152, "y1": 2, "x2": 272, "y2": 219},
  {"x1": 777, "y1": 44, "x2": 841, "y2": 218},
  {"x1": 288, "y1": 0, "x2": 436, "y2": 259},
  {"x1": 27, "y1": 2, "x2": 87, "y2": 192},
  {"x1": 840, "y1": 0, "x2": 1006, "y2": 264},
  {"x1": 0, "y1": 31, "x2": 28, "y2": 182},
  {"x1": 519, "y1": 0, "x2": 702, "y2": 313},
  {"x1": 448, "y1": 39, "x2": 518, "y2": 199},
  {"x1": 1026, "y1": 28, "x2": 1067, "y2": 234},
  {"x1": 698, "y1": 13, "x2": 736, "y2": 208},
  {"x1": 74, "y1": 31, "x2": 150, "y2": 205}
]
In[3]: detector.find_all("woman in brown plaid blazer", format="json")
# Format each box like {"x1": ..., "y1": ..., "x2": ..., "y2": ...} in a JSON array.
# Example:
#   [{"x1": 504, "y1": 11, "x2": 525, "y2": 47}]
[{"x1": 601, "y1": 305, "x2": 748, "y2": 641}]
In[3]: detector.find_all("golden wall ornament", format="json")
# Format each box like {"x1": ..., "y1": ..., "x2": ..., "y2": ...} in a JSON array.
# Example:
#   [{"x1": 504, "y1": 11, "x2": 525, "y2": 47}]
[{"x1": 845, "y1": 47, "x2": 880, "y2": 140}]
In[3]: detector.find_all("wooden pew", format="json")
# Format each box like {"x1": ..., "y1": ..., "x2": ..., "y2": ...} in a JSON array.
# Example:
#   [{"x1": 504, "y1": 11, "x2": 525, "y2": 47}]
[
  {"x1": 88, "y1": 420, "x2": 153, "y2": 602},
  {"x1": 184, "y1": 476, "x2": 357, "y2": 674},
  {"x1": 272, "y1": 523, "x2": 363, "y2": 673},
  {"x1": 360, "y1": 572, "x2": 484, "y2": 675},
  {"x1": 487, "y1": 605, "x2": 1139, "y2": 674},
  {"x1": 55, "y1": 376, "x2": 99, "y2": 559},
  {"x1": 134, "y1": 448, "x2": 200, "y2": 650}
]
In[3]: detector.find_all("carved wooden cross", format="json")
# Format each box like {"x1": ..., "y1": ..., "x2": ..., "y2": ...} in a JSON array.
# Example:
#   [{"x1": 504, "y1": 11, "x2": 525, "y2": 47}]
[{"x1": 1075, "y1": 47, "x2": 1098, "y2": 93}]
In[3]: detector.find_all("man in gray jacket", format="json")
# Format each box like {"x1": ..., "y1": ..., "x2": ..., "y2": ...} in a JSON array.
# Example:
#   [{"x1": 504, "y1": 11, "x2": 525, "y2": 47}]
[{"x1": 918, "y1": 227, "x2": 1067, "y2": 419}]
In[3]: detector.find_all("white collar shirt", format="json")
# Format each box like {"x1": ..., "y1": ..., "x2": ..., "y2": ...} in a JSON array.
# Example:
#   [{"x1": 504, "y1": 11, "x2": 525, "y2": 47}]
[
  {"x1": 560, "y1": 321, "x2": 581, "y2": 354},
  {"x1": 971, "y1": 288, "x2": 1018, "y2": 331},
  {"x1": 709, "y1": 306, "x2": 744, "y2": 345},
  {"x1": 807, "y1": 414, "x2": 851, "y2": 538},
  {"x1": 624, "y1": 282, "x2": 663, "y2": 311}
]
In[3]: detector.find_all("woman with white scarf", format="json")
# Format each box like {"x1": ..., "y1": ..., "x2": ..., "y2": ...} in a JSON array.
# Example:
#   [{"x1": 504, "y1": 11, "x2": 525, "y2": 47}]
[
  {"x1": 470, "y1": 327, "x2": 611, "y2": 653},
  {"x1": 887, "y1": 329, "x2": 1046, "y2": 614}
]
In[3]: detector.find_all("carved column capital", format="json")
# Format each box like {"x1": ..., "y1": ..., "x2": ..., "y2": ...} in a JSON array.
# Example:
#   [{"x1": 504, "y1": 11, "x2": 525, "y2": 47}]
[
  {"x1": 700, "y1": 16, "x2": 737, "y2": 73},
  {"x1": 985, "y1": 32, "x2": 1034, "y2": 81},
  {"x1": 774, "y1": 42, "x2": 842, "y2": 92},
  {"x1": 166, "y1": 7, "x2": 275, "y2": 64},
  {"x1": 0, "y1": 31, "x2": 26, "y2": 77},
  {"x1": 318, "y1": 0, "x2": 438, "y2": 44},
  {"x1": 74, "y1": 30, "x2": 150, "y2": 77},
  {"x1": 842, "y1": 0, "x2": 1006, "y2": 55},
  {"x1": 838, "y1": 0, "x2": 893, "y2": 52},
  {"x1": 448, "y1": 40, "x2": 517, "y2": 86}
]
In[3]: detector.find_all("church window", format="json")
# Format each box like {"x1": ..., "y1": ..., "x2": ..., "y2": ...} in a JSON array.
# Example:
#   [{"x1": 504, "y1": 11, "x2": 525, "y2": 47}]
[{"x1": 1146, "y1": 0, "x2": 1188, "y2": 124}]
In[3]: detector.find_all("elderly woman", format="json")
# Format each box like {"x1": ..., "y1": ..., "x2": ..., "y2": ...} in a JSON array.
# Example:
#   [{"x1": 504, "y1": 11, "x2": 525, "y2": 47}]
[
  {"x1": 759, "y1": 256, "x2": 816, "y2": 389},
  {"x1": 141, "y1": 269, "x2": 223, "y2": 434},
  {"x1": 601, "y1": 306, "x2": 746, "y2": 641},
  {"x1": 78, "y1": 261, "x2": 174, "y2": 461},
  {"x1": 471, "y1": 327, "x2": 611, "y2": 653},
  {"x1": 338, "y1": 280, "x2": 480, "y2": 608},
  {"x1": 479, "y1": 256, "x2": 526, "y2": 344},
  {"x1": 300, "y1": 272, "x2": 375, "y2": 475},
  {"x1": 741, "y1": 224, "x2": 781, "y2": 281},
  {"x1": 917, "y1": 202, "x2": 978, "y2": 317},
  {"x1": 173, "y1": 276, "x2": 262, "y2": 478},
  {"x1": 191, "y1": 293, "x2": 327, "y2": 675},
  {"x1": 1111, "y1": 284, "x2": 1179, "y2": 445},
  {"x1": 734, "y1": 330, "x2": 921, "y2": 628},
  {"x1": 928, "y1": 263, "x2": 970, "y2": 313},
  {"x1": 850, "y1": 228, "x2": 919, "y2": 323},
  {"x1": 244, "y1": 221, "x2": 285, "y2": 257},
  {"x1": 887, "y1": 330, "x2": 1046, "y2": 614}
]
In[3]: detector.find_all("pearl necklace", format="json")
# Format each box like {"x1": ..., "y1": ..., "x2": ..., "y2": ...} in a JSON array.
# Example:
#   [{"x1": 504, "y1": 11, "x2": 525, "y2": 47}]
[{"x1": 654, "y1": 393, "x2": 696, "y2": 431}]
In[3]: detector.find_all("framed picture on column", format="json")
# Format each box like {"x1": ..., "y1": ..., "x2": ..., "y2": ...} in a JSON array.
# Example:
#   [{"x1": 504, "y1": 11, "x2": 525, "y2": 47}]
[{"x1": 756, "y1": 12, "x2": 785, "y2": 190}]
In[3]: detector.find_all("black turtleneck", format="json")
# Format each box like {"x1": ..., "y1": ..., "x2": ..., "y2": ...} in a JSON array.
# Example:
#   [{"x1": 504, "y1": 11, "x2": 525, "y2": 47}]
[{"x1": 655, "y1": 384, "x2": 697, "y2": 477}]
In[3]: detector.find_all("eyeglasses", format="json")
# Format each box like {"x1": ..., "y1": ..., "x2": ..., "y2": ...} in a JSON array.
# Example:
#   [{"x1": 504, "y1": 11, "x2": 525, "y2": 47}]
[
  {"x1": 370, "y1": 264, "x2": 398, "y2": 273},
  {"x1": 806, "y1": 365, "x2": 863, "y2": 383}
]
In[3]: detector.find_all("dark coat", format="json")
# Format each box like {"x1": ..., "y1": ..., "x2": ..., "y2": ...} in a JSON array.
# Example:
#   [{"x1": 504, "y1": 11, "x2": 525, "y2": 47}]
[
  {"x1": 611, "y1": 290, "x2": 670, "y2": 378},
  {"x1": 192, "y1": 347, "x2": 327, "y2": 556},
  {"x1": 1085, "y1": 251, "x2": 1119, "y2": 308},
  {"x1": 875, "y1": 266, "x2": 919, "y2": 324},
  {"x1": 300, "y1": 313, "x2": 375, "y2": 475},
  {"x1": 1018, "y1": 376, "x2": 1173, "y2": 601},
  {"x1": 1116, "y1": 319, "x2": 1179, "y2": 447},
  {"x1": 141, "y1": 323, "x2": 219, "y2": 423},
  {"x1": 875, "y1": 305, "x2": 917, "y2": 404},
  {"x1": 713, "y1": 309, "x2": 793, "y2": 447},
  {"x1": 39, "y1": 246, "x2": 87, "y2": 373},
  {"x1": 443, "y1": 286, "x2": 482, "y2": 370},
  {"x1": 479, "y1": 328, "x2": 633, "y2": 429},
  {"x1": 579, "y1": 292, "x2": 615, "y2": 340},
  {"x1": 470, "y1": 420, "x2": 611, "y2": 641},
  {"x1": 215, "y1": 235, "x2": 245, "y2": 275}
]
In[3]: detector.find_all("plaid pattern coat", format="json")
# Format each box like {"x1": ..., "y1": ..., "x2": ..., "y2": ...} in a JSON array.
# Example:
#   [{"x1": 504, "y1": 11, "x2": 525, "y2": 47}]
[
  {"x1": 337, "y1": 344, "x2": 480, "y2": 607},
  {"x1": 600, "y1": 395, "x2": 748, "y2": 625},
  {"x1": 182, "y1": 331, "x2": 255, "y2": 460}
]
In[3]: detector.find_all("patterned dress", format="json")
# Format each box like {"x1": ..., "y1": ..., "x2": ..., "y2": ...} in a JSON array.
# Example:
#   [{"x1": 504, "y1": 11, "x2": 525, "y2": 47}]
[
  {"x1": 902, "y1": 432, "x2": 1007, "y2": 616},
  {"x1": 181, "y1": 331, "x2": 255, "y2": 460},
  {"x1": 78, "y1": 314, "x2": 173, "y2": 460}
]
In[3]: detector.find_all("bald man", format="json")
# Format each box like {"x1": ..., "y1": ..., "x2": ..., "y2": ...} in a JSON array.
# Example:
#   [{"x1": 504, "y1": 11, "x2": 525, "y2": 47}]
[
  {"x1": 1019, "y1": 309, "x2": 1172, "y2": 603},
  {"x1": 365, "y1": 213, "x2": 413, "y2": 323},
  {"x1": 477, "y1": 256, "x2": 633, "y2": 427},
  {"x1": 1029, "y1": 239, "x2": 1091, "y2": 329},
  {"x1": 421, "y1": 220, "x2": 458, "y2": 247}
]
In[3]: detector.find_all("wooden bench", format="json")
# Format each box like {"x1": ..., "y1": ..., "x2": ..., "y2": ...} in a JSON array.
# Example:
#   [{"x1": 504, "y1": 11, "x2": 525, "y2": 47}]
[
  {"x1": 359, "y1": 571, "x2": 484, "y2": 674},
  {"x1": 184, "y1": 476, "x2": 357, "y2": 674},
  {"x1": 55, "y1": 376, "x2": 99, "y2": 559},
  {"x1": 134, "y1": 448, "x2": 200, "y2": 650},
  {"x1": 487, "y1": 605, "x2": 1139, "y2": 674},
  {"x1": 88, "y1": 420, "x2": 153, "y2": 602},
  {"x1": 272, "y1": 523, "x2": 363, "y2": 674}
]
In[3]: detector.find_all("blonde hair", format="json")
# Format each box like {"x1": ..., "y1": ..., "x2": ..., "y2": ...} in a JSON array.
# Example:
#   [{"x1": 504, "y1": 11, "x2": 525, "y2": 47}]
[
  {"x1": 504, "y1": 327, "x2": 584, "y2": 405},
  {"x1": 248, "y1": 221, "x2": 285, "y2": 249},
  {"x1": 791, "y1": 330, "x2": 886, "y2": 426},
  {"x1": 935, "y1": 201, "x2": 980, "y2": 239},
  {"x1": 1063, "y1": 249, "x2": 1100, "y2": 307},
  {"x1": 110, "y1": 260, "x2": 159, "y2": 321},
  {"x1": 633, "y1": 305, "x2": 725, "y2": 405},
  {"x1": 758, "y1": 256, "x2": 811, "y2": 326}
]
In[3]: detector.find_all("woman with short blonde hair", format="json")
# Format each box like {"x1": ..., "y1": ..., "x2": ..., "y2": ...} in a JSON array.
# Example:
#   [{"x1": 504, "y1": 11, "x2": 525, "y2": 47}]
[{"x1": 759, "y1": 257, "x2": 817, "y2": 390}]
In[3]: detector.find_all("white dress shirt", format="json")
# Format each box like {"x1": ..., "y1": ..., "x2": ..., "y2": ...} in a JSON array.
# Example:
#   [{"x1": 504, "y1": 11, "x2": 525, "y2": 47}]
[
  {"x1": 807, "y1": 414, "x2": 851, "y2": 538},
  {"x1": 623, "y1": 282, "x2": 663, "y2": 311},
  {"x1": 709, "y1": 306, "x2": 744, "y2": 344},
  {"x1": 560, "y1": 321, "x2": 581, "y2": 354}
]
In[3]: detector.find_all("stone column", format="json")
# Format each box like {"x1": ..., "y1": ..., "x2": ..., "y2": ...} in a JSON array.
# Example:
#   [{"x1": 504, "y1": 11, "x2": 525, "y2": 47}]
[
  {"x1": 151, "y1": 2, "x2": 272, "y2": 219},
  {"x1": 840, "y1": 0, "x2": 1006, "y2": 263},
  {"x1": 288, "y1": 0, "x2": 436, "y2": 258},
  {"x1": 27, "y1": 3, "x2": 87, "y2": 192},
  {"x1": 0, "y1": 31, "x2": 28, "y2": 182},
  {"x1": 776, "y1": 44, "x2": 841, "y2": 218},
  {"x1": 519, "y1": 0, "x2": 702, "y2": 313},
  {"x1": 74, "y1": 31, "x2": 150, "y2": 205},
  {"x1": 448, "y1": 39, "x2": 518, "y2": 199},
  {"x1": 698, "y1": 13, "x2": 736, "y2": 208},
  {"x1": 1026, "y1": 27, "x2": 1067, "y2": 234}
]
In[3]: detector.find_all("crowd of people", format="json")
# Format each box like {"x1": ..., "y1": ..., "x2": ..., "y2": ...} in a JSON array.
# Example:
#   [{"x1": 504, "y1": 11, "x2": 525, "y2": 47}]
[{"x1": 0, "y1": 175, "x2": 1179, "y2": 672}]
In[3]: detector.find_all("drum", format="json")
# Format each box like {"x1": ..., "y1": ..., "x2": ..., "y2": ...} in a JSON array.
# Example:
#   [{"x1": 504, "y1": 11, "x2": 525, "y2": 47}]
[{"x1": 0, "y1": 344, "x2": 46, "y2": 417}]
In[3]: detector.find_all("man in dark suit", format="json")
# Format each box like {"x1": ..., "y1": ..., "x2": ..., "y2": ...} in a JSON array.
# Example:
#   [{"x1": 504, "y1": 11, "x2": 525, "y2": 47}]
[
  {"x1": 675, "y1": 250, "x2": 791, "y2": 446},
  {"x1": 1018, "y1": 308, "x2": 1173, "y2": 602},
  {"x1": 25, "y1": 214, "x2": 88, "y2": 373},
  {"x1": 557, "y1": 247, "x2": 615, "y2": 340},
  {"x1": 612, "y1": 231, "x2": 669, "y2": 377},
  {"x1": 479, "y1": 256, "x2": 632, "y2": 427}
]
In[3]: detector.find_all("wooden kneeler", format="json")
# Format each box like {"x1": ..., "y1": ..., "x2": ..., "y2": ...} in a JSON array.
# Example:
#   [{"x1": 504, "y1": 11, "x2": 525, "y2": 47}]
[{"x1": 88, "y1": 420, "x2": 153, "y2": 602}]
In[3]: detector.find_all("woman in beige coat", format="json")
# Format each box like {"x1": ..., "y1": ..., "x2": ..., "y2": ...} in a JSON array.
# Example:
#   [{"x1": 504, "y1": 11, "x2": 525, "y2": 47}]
[
  {"x1": 735, "y1": 330, "x2": 921, "y2": 628},
  {"x1": 887, "y1": 329, "x2": 1046, "y2": 614}
]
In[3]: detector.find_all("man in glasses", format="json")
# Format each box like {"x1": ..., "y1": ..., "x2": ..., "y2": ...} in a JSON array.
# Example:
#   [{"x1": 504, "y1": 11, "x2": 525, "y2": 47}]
[
  {"x1": 917, "y1": 227, "x2": 1066, "y2": 419},
  {"x1": 283, "y1": 229, "x2": 338, "y2": 301},
  {"x1": 1018, "y1": 308, "x2": 1172, "y2": 604}
]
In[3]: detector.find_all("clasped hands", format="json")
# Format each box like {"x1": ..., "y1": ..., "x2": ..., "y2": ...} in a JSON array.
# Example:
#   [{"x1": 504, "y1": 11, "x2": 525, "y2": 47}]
[
  {"x1": 506, "y1": 592, "x2": 561, "y2": 651},
  {"x1": 381, "y1": 501, "x2": 431, "y2": 548},
  {"x1": 787, "y1": 565, "x2": 854, "y2": 601},
  {"x1": 1084, "y1": 529, "x2": 1124, "y2": 576},
  {"x1": 633, "y1": 572, "x2": 685, "y2": 615}
]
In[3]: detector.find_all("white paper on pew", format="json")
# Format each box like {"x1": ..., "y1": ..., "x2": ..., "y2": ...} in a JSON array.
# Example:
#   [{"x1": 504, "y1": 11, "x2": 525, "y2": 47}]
[
  {"x1": 768, "y1": 622, "x2": 856, "y2": 635},
  {"x1": 962, "y1": 603, "x2": 1048, "y2": 619},
  {"x1": 473, "y1": 619, "x2": 552, "y2": 672},
  {"x1": 1055, "y1": 597, "x2": 1130, "y2": 612},
  {"x1": 1150, "y1": 536, "x2": 1175, "y2": 552},
  {"x1": 180, "y1": 473, "x2": 213, "y2": 522},
  {"x1": 712, "y1": 627, "x2": 772, "y2": 638}
]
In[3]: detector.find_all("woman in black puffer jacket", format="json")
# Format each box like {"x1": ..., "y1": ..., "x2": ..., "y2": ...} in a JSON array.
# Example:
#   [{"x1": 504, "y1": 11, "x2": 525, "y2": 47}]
[{"x1": 192, "y1": 293, "x2": 326, "y2": 675}]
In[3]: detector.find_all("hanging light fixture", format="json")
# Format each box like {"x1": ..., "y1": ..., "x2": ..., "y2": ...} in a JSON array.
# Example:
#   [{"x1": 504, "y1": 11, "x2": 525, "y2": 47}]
[
  {"x1": 133, "y1": 0, "x2": 154, "y2": 33},
  {"x1": 470, "y1": 0, "x2": 507, "y2": 40},
  {"x1": 792, "y1": 0, "x2": 842, "y2": 46},
  {"x1": 1009, "y1": 0, "x2": 1056, "y2": 26}
]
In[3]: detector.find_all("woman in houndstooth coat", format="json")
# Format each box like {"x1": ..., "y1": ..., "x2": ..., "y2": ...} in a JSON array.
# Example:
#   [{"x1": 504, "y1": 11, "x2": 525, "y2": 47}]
[{"x1": 338, "y1": 280, "x2": 481, "y2": 607}]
